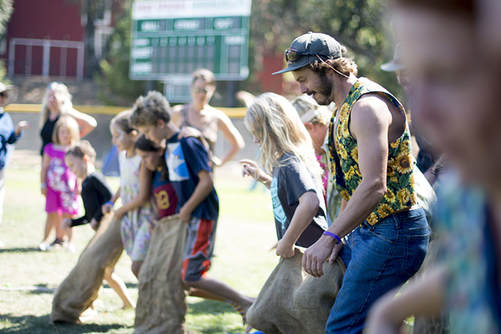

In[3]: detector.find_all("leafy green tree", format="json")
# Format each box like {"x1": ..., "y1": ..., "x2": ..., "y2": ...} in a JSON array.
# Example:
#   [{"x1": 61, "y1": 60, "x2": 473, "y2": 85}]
[
  {"x1": 0, "y1": 0, "x2": 12, "y2": 82},
  {"x1": 96, "y1": 4, "x2": 147, "y2": 105},
  {"x1": 0, "y1": 0, "x2": 12, "y2": 35}
]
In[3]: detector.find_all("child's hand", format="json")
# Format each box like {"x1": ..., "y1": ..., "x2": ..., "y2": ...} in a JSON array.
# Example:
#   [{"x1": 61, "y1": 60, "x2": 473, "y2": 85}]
[
  {"x1": 90, "y1": 219, "x2": 100, "y2": 231},
  {"x1": 41, "y1": 184, "x2": 47, "y2": 196},
  {"x1": 15, "y1": 121, "x2": 28, "y2": 136},
  {"x1": 239, "y1": 159, "x2": 261, "y2": 180},
  {"x1": 113, "y1": 208, "x2": 125, "y2": 222},
  {"x1": 179, "y1": 126, "x2": 202, "y2": 139},
  {"x1": 276, "y1": 239, "x2": 296, "y2": 258},
  {"x1": 179, "y1": 205, "x2": 191, "y2": 224},
  {"x1": 211, "y1": 156, "x2": 222, "y2": 167},
  {"x1": 62, "y1": 218, "x2": 72, "y2": 230}
]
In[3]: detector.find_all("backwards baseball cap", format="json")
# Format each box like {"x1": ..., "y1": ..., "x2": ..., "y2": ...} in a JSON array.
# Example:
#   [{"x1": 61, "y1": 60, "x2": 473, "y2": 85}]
[
  {"x1": 272, "y1": 32, "x2": 343, "y2": 75},
  {"x1": 380, "y1": 44, "x2": 404, "y2": 72}
]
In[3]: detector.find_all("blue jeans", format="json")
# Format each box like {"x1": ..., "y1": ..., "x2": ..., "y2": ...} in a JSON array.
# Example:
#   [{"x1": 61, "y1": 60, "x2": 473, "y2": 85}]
[{"x1": 325, "y1": 208, "x2": 430, "y2": 334}]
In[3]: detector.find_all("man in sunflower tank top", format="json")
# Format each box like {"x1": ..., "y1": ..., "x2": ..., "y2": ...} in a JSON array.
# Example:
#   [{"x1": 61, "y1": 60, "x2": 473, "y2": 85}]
[{"x1": 273, "y1": 32, "x2": 430, "y2": 333}]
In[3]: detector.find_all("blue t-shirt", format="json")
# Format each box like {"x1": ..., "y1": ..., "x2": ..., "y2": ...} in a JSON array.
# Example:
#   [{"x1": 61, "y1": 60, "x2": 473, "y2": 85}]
[{"x1": 164, "y1": 133, "x2": 219, "y2": 220}]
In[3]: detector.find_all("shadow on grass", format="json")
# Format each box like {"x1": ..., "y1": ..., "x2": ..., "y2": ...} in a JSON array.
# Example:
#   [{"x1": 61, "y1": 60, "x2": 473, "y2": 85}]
[
  {"x1": 27, "y1": 284, "x2": 55, "y2": 295},
  {"x1": 188, "y1": 298, "x2": 236, "y2": 315},
  {"x1": 0, "y1": 247, "x2": 40, "y2": 254},
  {"x1": 101, "y1": 282, "x2": 137, "y2": 290},
  {"x1": 0, "y1": 314, "x2": 129, "y2": 333}
]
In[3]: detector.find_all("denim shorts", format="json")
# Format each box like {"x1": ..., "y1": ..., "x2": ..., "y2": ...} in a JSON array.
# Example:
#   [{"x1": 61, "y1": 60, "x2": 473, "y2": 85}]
[{"x1": 325, "y1": 208, "x2": 430, "y2": 334}]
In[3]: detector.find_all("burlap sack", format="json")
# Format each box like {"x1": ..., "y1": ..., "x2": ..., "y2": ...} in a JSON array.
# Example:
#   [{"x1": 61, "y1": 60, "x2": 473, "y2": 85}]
[
  {"x1": 51, "y1": 215, "x2": 124, "y2": 323},
  {"x1": 134, "y1": 215, "x2": 187, "y2": 334},
  {"x1": 247, "y1": 251, "x2": 345, "y2": 334}
]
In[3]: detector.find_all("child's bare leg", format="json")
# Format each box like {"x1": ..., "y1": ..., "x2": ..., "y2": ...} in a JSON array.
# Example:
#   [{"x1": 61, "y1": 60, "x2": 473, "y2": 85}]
[
  {"x1": 42, "y1": 214, "x2": 54, "y2": 243},
  {"x1": 104, "y1": 267, "x2": 135, "y2": 309},
  {"x1": 53, "y1": 213, "x2": 65, "y2": 241},
  {"x1": 131, "y1": 260, "x2": 143, "y2": 279},
  {"x1": 62, "y1": 213, "x2": 73, "y2": 244},
  {"x1": 42, "y1": 213, "x2": 54, "y2": 242},
  {"x1": 184, "y1": 277, "x2": 253, "y2": 316}
]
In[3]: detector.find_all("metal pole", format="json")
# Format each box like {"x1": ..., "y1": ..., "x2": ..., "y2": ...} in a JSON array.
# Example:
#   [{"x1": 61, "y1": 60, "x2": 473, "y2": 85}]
[
  {"x1": 8, "y1": 39, "x2": 15, "y2": 77},
  {"x1": 42, "y1": 40, "x2": 51, "y2": 78},
  {"x1": 77, "y1": 44, "x2": 84, "y2": 80},
  {"x1": 60, "y1": 47, "x2": 67, "y2": 77},
  {"x1": 25, "y1": 45, "x2": 32, "y2": 76}
]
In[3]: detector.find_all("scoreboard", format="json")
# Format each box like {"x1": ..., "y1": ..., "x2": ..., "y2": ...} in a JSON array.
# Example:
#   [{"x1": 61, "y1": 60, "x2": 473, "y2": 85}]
[{"x1": 130, "y1": 0, "x2": 251, "y2": 83}]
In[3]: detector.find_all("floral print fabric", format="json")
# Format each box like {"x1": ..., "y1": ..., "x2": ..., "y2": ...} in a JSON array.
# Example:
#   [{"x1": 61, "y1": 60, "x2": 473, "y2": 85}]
[{"x1": 327, "y1": 77, "x2": 416, "y2": 225}]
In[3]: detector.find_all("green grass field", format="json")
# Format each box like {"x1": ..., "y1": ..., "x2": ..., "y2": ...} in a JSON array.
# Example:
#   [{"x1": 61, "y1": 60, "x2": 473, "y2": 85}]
[{"x1": 0, "y1": 151, "x2": 277, "y2": 334}]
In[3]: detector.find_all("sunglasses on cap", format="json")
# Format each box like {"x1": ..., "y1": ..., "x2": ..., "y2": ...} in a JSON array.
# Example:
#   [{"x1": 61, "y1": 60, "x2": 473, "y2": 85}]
[{"x1": 285, "y1": 48, "x2": 332, "y2": 64}]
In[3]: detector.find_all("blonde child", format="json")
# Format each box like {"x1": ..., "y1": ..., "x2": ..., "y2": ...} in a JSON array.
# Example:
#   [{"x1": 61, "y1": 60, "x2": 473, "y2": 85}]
[
  {"x1": 63, "y1": 140, "x2": 134, "y2": 309},
  {"x1": 241, "y1": 92, "x2": 328, "y2": 257},
  {"x1": 40, "y1": 116, "x2": 80, "y2": 251},
  {"x1": 103, "y1": 110, "x2": 154, "y2": 278}
]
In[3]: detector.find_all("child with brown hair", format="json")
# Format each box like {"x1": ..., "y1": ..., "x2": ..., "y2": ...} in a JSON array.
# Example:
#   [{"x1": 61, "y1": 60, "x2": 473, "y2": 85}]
[{"x1": 63, "y1": 140, "x2": 134, "y2": 309}]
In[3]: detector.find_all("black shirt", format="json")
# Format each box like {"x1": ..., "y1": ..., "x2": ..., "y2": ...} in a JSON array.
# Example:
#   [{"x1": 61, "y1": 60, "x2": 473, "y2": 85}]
[
  {"x1": 71, "y1": 172, "x2": 112, "y2": 227},
  {"x1": 40, "y1": 116, "x2": 59, "y2": 155}
]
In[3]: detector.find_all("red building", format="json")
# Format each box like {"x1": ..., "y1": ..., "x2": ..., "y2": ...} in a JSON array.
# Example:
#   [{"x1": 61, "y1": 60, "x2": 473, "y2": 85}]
[{"x1": 1, "y1": 0, "x2": 123, "y2": 80}]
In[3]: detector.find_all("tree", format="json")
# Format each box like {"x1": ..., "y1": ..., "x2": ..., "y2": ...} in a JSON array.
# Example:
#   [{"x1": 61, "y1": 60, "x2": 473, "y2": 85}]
[
  {"x1": 95, "y1": 3, "x2": 155, "y2": 105},
  {"x1": 66, "y1": 0, "x2": 126, "y2": 78},
  {"x1": 0, "y1": 0, "x2": 12, "y2": 35},
  {"x1": 0, "y1": 0, "x2": 13, "y2": 82}
]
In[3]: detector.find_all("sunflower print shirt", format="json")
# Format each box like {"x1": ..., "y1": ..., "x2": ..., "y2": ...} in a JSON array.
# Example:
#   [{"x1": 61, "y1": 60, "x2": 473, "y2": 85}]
[{"x1": 328, "y1": 77, "x2": 416, "y2": 225}]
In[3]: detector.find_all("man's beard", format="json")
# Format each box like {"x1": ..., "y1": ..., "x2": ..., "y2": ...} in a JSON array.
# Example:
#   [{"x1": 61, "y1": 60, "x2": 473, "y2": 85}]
[{"x1": 312, "y1": 72, "x2": 333, "y2": 105}]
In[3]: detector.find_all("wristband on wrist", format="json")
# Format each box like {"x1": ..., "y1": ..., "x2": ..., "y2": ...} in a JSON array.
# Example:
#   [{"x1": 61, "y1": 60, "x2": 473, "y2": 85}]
[
  {"x1": 105, "y1": 200, "x2": 113, "y2": 206},
  {"x1": 41, "y1": 182, "x2": 47, "y2": 189},
  {"x1": 323, "y1": 231, "x2": 342, "y2": 244}
]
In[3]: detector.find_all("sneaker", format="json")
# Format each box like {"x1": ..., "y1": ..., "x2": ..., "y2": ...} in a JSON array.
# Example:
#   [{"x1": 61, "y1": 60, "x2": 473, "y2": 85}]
[
  {"x1": 50, "y1": 238, "x2": 65, "y2": 248},
  {"x1": 39, "y1": 242, "x2": 51, "y2": 251},
  {"x1": 64, "y1": 242, "x2": 75, "y2": 253}
]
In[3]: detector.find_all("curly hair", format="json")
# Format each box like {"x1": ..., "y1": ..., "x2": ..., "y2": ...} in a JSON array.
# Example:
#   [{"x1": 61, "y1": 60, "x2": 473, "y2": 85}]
[
  {"x1": 307, "y1": 45, "x2": 358, "y2": 77},
  {"x1": 66, "y1": 140, "x2": 96, "y2": 162},
  {"x1": 130, "y1": 91, "x2": 171, "y2": 127}
]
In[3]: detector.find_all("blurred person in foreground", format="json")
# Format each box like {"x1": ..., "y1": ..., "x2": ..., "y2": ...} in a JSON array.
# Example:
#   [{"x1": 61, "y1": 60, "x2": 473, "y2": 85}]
[
  {"x1": 274, "y1": 32, "x2": 430, "y2": 333},
  {"x1": 381, "y1": 46, "x2": 443, "y2": 183},
  {"x1": 366, "y1": 0, "x2": 501, "y2": 332}
]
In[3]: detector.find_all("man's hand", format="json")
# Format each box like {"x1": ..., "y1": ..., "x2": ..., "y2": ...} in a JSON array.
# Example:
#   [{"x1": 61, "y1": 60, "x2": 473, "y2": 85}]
[
  {"x1": 302, "y1": 236, "x2": 341, "y2": 277},
  {"x1": 276, "y1": 238, "x2": 295, "y2": 258}
]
